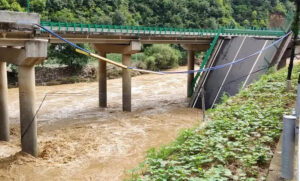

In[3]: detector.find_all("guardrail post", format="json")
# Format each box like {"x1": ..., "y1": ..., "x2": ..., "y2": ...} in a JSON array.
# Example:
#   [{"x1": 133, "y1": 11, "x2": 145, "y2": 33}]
[
  {"x1": 282, "y1": 115, "x2": 296, "y2": 179},
  {"x1": 73, "y1": 23, "x2": 76, "y2": 32}
]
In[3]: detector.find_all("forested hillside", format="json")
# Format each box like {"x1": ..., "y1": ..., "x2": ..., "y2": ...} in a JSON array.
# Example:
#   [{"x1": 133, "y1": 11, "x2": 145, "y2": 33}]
[
  {"x1": 1, "y1": 0, "x2": 295, "y2": 28},
  {"x1": 0, "y1": 0, "x2": 295, "y2": 72}
]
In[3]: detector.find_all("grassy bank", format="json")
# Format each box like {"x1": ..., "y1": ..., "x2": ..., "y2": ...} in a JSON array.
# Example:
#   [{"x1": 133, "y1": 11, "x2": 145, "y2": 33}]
[{"x1": 130, "y1": 65, "x2": 299, "y2": 180}]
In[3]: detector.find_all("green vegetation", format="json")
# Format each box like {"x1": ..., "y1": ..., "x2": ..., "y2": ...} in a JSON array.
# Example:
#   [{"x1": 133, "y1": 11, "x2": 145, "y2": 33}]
[
  {"x1": 232, "y1": 0, "x2": 294, "y2": 27},
  {"x1": 11, "y1": 0, "x2": 293, "y2": 28},
  {"x1": 0, "y1": 0, "x2": 295, "y2": 70},
  {"x1": 129, "y1": 65, "x2": 299, "y2": 180},
  {"x1": 105, "y1": 53, "x2": 145, "y2": 64},
  {"x1": 139, "y1": 45, "x2": 182, "y2": 71},
  {"x1": 48, "y1": 44, "x2": 91, "y2": 70},
  {"x1": 0, "y1": 0, "x2": 23, "y2": 11}
]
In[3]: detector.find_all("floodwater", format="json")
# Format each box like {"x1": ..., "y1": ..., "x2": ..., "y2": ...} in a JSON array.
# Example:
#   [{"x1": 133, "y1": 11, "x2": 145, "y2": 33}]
[{"x1": 0, "y1": 66, "x2": 202, "y2": 181}]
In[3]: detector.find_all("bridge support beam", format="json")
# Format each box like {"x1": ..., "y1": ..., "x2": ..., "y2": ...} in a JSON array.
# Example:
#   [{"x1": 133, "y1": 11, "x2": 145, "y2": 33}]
[
  {"x1": 19, "y1": 65, "x2": 37, "y2": 156},
  {"x1": 98, "y1": 52, "x2": 107, "y2": 108},
  {"x1": 93, "y1": 41, "x2": 141, "y2": 112},
  {"x1": 0, "y1": 62, "x2": 9, "y2": 141}
]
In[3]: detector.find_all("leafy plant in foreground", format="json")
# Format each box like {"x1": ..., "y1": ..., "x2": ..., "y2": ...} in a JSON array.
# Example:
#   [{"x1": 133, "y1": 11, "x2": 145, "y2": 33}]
[{"x1": 129, "y1": 64, "x2": 300, "y2": 180}]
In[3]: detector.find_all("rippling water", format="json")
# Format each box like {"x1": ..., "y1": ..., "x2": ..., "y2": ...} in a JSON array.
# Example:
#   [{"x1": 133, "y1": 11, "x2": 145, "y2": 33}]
[{"x1": 0, "y1": 66, "x2": 202, "y2": 180}]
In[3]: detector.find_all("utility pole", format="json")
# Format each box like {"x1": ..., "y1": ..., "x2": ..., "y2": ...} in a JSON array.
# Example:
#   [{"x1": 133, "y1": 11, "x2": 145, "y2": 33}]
[
  {"x1": 287, "y1": 0, "x2": 300, "y2": 90},
  {"x1": 26, "y1": 0, "x2": 30, "y2": 12}
]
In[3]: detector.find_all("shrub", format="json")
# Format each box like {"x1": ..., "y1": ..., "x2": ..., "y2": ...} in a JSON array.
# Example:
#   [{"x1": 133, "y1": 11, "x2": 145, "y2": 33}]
[
  {"x1": 48, "y1": 44, "x2": 91, "y2": 70},
  {"x1": 143, "y1": 44, "x2": 182, "y2": 70}
]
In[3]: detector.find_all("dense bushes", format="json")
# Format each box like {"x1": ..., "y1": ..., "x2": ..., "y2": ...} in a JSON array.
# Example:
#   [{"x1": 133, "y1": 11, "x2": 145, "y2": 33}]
[
  {"x1": 47, "y1": 44, "x2": 92, "y2": 70},
  {"x1": 140, "y1": 45, "x2": 182, "y2": 70},
  {"x1": 105, "y1": 45, "x2": 183, "y2": 71},
  {"x1": 11, "y1": 0, "x2": 293, "y2": 28},
  {"x1": 130, "y1": 65, "x2": 299, "y2": 180}
]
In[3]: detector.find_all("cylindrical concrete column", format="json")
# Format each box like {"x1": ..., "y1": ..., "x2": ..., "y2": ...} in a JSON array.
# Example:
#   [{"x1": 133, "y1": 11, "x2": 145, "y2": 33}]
[
  {"x1": 122, "y1": 54, "x2": 131, "y2": 112},
  {"x1": 187, "y1": 50, "x2": 195, "y2": 97},
  {"x1": 0, "y1": 62, "x2": 9, "y2": 141},
  {"x1": 281, "y1": 115, "x2": 296, "y2": 179},
  {"x1": 18, "y1": 66, "x2": 37, "y2": 157},
  {"x1": 99, "y1": 52, "x2": 107, "y2": 108}
]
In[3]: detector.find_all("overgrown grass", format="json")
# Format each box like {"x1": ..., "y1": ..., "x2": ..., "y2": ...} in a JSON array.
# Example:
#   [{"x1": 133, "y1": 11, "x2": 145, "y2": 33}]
[{"x1": 129, "y1": 65, "x2": 299, "y2": 181}]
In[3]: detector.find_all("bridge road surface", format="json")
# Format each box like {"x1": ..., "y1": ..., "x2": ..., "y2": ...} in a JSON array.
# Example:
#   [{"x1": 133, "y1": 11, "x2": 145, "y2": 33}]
[{"x1": 191, "y1": 36, "x2": 280, "y2": 109}]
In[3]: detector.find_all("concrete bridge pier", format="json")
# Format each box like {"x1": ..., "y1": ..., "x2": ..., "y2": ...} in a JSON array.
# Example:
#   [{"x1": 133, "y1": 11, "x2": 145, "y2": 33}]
[
  {"x1": 19, "y1": 65, "x2": 37, "y2": 156},
  {"x1": 0, "y1": 62, "x2": 9, "y2": 141},
  {"x1": 98, "y1": 52, "x2": 107, "y2": 108},
  {"x1": 122, "y1": 54, "x2": 131, "y2": 112},
  {"x1": 93, "y1": 41, "x2": 141, "y2": 112},
  {"x1": 187, "y1": 50, "x2": 195, "y2": 98},
  {"x1": 181, "y1": 44, "x2": 210, "y2": 97},
  {"x1": 0, "y1": 40, "x2": 47, "y2": 156}
]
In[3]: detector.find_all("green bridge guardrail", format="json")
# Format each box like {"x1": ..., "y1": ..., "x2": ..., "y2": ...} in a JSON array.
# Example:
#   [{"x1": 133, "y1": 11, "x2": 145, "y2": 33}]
[
  {"x1": 41, "y1": 21, "x2": 286, "y2": 37},
  {"x1": 190, "y1": 29, "x2": 221, "y2": 96}
]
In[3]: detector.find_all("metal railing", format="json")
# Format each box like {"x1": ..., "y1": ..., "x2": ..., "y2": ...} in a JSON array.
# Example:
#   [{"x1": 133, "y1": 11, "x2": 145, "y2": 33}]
[
  {"x1": 190, "y1": 29, "x2": 221, "y2": 95},
  {"x1": 40, "y1": 21, "x2": 286, "y2": 37}
]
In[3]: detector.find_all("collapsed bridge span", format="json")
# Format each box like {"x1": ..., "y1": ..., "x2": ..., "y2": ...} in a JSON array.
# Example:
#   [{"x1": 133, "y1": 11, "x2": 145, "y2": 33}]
[{"x1": 190, "y1": 34, "x2": 293, "y2": 109}]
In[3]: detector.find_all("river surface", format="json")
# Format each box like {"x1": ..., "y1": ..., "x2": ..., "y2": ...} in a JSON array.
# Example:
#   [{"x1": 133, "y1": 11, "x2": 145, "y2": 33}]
[{"x1": 0, "y1": 66, "x2": 202, "y2": 180}]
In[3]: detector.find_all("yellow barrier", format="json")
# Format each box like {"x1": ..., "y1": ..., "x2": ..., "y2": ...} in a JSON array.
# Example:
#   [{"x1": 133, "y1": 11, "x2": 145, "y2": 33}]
[{"x1": 75, "y1": 49, "x2": 128, "y2": 69}]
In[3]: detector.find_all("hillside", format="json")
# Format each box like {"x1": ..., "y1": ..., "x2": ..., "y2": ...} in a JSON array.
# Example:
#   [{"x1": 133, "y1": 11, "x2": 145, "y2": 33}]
[
  {"x1": 0, "y1": 0, "x2": 296, "y2": 76},
  {"x1": 1, "y1": 0, "x2": 295, "y2": 28}
]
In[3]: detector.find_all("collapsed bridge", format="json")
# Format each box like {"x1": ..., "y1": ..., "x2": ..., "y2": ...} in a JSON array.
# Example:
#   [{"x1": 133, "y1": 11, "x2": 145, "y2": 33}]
[{"x1": 0, "y1": 10, "x2": 296, "y2": 157}]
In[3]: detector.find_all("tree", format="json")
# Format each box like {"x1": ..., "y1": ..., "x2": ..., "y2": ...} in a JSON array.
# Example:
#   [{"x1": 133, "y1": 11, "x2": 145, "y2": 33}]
[
  {"x1": 48, "y1": 44, "x2": 90, "y2": 70},
  {"x1": 0, "y1": 0, "x2": 23, "y2": 11},
  {"x1": 30, "y1": 0, "x2": 46, "y2": 13},
  {"x1": 112, "y1": 10, "x2": 126, "y2": 25},
  {"x1": 0, "y1": 0, "x2": 10, "y2": 9},
  {"x1": 143, "y1": 44, "x2": 182, "y2": 70}
]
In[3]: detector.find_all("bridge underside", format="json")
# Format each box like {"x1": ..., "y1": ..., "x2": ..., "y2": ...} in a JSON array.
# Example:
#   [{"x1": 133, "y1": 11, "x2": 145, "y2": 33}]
[{"x1": 39, "y1": 33, "x2": 214, "y2": 45}]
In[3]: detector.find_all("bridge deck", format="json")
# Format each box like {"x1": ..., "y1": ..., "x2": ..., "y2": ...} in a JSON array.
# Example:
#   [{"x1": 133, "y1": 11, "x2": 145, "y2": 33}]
[
  {"x1": 0, "y1": 20, "x2": 287, "y2": 46},
  {"x1": 39, "y1": 22, "x2": 285, "y2": 44}
]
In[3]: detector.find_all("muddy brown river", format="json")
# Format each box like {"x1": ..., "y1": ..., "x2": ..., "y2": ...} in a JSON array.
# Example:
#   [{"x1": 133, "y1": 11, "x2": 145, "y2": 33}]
[{"x1": 0, "y1": 66, "x2": 202, "y2": 180}]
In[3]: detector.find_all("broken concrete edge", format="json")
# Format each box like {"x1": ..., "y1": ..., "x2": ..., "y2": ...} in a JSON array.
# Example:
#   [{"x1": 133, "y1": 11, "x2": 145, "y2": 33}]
[
  {"x1": 0, "y1": 11, "x2": 40, "y2": 36},
  {"x1": 0, "y1": 10, "x2": 40, "y2": 24}
]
